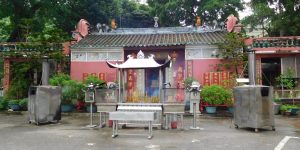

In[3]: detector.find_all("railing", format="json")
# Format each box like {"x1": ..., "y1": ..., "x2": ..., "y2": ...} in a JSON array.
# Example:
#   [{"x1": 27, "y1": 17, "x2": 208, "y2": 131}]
[
  {"x1": 252, "y1": 37, "x2": 300, "y2": 49},
  {"x1": 0, "y1": 42, "x2": 63, "y2": 52},
  {"x1": 274, "y1": 89, "x2": 300, "y2": 99}
]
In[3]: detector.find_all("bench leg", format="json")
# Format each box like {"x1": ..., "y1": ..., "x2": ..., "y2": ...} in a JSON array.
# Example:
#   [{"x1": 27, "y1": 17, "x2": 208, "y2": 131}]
[
  {"x1": 112, "y1": 120, "x2": 118, "y2": 138},
  {"x1": 180, "y1": 114, "x2": 184, "y2": 130},
  {"x1": 99, "y1": 112, "x2": 104, "y2": 128},
  {"x1": 164, "y1": 114, "x2": 169, "y2": 130},
  {"x1": 148, "y1": 121, "x2": 153, "y2": 139}
]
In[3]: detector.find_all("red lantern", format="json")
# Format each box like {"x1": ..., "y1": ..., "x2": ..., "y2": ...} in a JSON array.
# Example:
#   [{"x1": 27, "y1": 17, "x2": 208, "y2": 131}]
[{"x1": 170, "y1": 51, "x2": 178, "y2": 61}]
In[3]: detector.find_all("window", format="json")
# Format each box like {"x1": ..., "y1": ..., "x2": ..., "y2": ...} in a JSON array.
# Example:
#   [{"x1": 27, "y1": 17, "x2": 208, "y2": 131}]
[{"x1": 71, "y1": 50, "x2": 123, "y2": 62}]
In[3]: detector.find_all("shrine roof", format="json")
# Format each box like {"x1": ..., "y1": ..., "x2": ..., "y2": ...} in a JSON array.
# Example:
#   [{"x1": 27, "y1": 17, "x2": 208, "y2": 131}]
[
  {"x1": 106, "y1": 50, "x2": 170, "y2": 69},
  {"x1": 71, "y1": 27, "x2": 226, "y2": 48}
]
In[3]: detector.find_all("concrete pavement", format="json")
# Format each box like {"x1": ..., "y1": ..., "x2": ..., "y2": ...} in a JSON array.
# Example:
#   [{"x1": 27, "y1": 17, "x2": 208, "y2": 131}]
[{"x1": 0, "y1": 112, "x2": 299, "y2": 150}]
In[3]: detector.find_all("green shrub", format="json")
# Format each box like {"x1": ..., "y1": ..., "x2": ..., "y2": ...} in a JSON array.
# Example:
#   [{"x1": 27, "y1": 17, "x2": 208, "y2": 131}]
[
  {"x1": 62, "y1": 80, "x2": 85, "y2": 104},
  {"x1": 201, "y1": 85, "x2": 232, "y2": 105},
  {"x1": 0, "y1": 99, "x2": 8, "y2": 110},
  {"x1": 8, "y1": 100, "x2": 20, "y2": 105},
  {"x1": 183, "y1": 77, "x2": 198, "y2": 88},
  {"x1": 49, "y1": 73, "x2": 71, "y2": 86},
  {"x1": 50, "y1": 73, "x2": 86, "y2": 104},
  {"x1": 280, "y1": 104, "x2": 299, "y2": 112},
  {"x1": 275, "y1": 67, "x2": 297, "y2": 90},
  {"x1": 84, "y1": 76, "x2": 106, "y2": 88},
  {"x1": 19, "y1": 98, "x2": 28, "y2": 108}
]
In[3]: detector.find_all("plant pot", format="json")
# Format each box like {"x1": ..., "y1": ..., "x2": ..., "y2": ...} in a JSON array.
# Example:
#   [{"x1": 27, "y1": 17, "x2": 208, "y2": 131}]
[
  {"x1": 273, "y1": 103, "x2": 281, "y2": 115},
  {"x1": 61, "y1": 104, "x2": 74, "y2": 112},
  {"x1": 205, "y1": 106, "x2": 217, "y2": 114},
  {"x1": 9, "y1": 104, "x2": 21, "y2": 111},
  {"x1": 290, "y1": 108, "x2": 299, "y2": 115},
  {"x1": 228, "y1": 106, "x2": 234, "y2": 114},
  {"x1": 86, "y1": 105, "x2": 97, "y2": 113}
]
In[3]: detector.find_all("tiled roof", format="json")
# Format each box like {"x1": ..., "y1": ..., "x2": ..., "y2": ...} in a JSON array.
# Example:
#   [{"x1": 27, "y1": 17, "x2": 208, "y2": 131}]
[{"x1": 71, "y1": 28, "x2": 226, "y2": 48}]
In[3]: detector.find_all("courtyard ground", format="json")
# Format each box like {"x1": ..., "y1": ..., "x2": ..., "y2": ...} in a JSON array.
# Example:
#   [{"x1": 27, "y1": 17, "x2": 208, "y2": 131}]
[{"x1": 0, "y1": 112, "x2": 299, "y2": 150}]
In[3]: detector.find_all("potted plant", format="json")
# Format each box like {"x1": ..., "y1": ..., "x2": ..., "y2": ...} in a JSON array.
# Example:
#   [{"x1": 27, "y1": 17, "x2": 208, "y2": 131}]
[
  {"x1": 276, "y1": 67, "x2": 297, "y2": 98},
  {"x1": 49, "y1": 73, "x2": 82, "y2": 112},
  {"x1": 280, "y1": 104, "x2": 299, "y2": 115},
  {"x1": 61, "y1": 80, "x2": 84, "y2": 112},
  {"x1": 273, "y1": 98, "x2": 281, "y2": 115},
  {"x1": 8, "y1": 99, "x2": 21, "y2": 111},
  {"x1": 201, "y1": 85, "x2": 232, "y2": 114},
  {"x1": 224, "y1": 97, "x2": 234, "y2": 114}
]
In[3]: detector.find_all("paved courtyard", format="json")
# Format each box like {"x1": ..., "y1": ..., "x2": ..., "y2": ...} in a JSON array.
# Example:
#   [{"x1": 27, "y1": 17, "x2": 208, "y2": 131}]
[{"x1": 0, "y1": 112, "x2": 299, "y2": 150}]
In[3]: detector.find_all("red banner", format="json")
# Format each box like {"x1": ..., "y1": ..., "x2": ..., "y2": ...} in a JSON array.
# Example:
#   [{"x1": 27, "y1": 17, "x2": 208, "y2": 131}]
[{"x1": 3, "y1": 59, "x2": 10, "y2": 93}]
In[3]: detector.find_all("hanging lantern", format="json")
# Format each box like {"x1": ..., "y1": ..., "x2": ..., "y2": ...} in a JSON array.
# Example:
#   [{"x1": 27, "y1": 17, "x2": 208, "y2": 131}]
[{"x1": 170, "y1": 51, "x2": 178, "y2": 62}]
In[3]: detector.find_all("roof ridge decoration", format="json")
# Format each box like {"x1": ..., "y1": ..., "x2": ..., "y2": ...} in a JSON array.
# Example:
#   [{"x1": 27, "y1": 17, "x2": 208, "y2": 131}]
[{"x1": 137, "y1": 50, "x2": 144, "y2": 59}]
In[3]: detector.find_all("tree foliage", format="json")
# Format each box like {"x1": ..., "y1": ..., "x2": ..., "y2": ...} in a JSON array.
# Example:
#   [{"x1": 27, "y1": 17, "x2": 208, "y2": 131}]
[
  {"x1": 242, "y1": 0, "x2": 300, "y2": 36},
  {"x1": 148, "y1": 0, "x2": 243, "y2": 27},
  {"x1": 0, "y1": 0, "x2": 155, "y2": 42}
]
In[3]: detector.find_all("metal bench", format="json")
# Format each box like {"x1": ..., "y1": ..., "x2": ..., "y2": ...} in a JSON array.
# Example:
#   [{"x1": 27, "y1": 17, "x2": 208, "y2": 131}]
[{"x1": 109, "y1": 111, "x2": 156, "y2": 139}]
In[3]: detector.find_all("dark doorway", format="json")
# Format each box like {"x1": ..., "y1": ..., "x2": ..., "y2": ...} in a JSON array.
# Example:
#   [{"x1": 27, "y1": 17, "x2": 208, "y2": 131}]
[{"x1": 261, "y1": 57, "x2": 281, "y2": 86}]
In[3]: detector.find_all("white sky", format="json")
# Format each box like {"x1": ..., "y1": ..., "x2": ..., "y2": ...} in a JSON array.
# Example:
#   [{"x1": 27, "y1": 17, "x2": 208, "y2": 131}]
[{"x1": 239, "y1": 0, "x2": 252, "y2": 19}]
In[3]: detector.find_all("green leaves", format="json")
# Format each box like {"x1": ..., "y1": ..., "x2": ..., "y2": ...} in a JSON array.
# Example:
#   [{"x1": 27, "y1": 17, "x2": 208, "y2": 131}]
[
  {"x1": 201, "y1": 85, "x2": 232, "y2": 105},
  {"x1": 0, "y1": 17, "x2": 14, "y2": 42},
  {"x1": 243, "y1": 0, "x2": 300, "y2": 36},
  {"x1": 49, "y1": 73, "x2": 85, "y2": 104},
  {"x1": 275, "y1": 67, "x2": 297, "y2": 90},
  {"x1": 216, "y1": 32, "x2": 246, "y2": 75}
]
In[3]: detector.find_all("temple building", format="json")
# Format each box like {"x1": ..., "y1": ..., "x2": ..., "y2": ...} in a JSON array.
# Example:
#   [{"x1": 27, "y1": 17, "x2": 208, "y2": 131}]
[{"x1": 70, "y1": 23, "x2": 229, "y2": 101}]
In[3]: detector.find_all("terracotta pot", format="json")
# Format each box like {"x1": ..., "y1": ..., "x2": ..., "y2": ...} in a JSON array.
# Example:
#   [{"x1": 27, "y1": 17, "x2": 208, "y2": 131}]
[
  {"x1": 108, "y1": 120, "x2": 113, "y2": 128},
  {"x1": 171, "y1": 121, "x2": 177, "y2": 129}
]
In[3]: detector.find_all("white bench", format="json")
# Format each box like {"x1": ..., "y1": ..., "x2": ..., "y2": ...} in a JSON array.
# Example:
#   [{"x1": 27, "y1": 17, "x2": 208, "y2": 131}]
[{"x1": 109, "y1": 112, "x2": 156, "y2": 139}]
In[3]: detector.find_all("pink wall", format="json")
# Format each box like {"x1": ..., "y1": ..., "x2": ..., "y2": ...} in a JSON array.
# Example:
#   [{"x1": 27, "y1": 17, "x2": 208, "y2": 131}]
[
  {"x1": 71, "y1": 62, "x2": 118, "y2": 82},
  {"x1": 191, "y1": 59, "x2": 222, "y2": 84},
  {"x1": 71, "y1": 59, "x2": 224, "y2": 85}
]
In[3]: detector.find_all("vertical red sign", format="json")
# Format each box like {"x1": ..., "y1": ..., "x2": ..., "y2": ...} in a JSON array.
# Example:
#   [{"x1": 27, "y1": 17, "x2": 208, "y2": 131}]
[
  {"x1": 187, "y1": 60, "x2": 193, "y2": 77},
  {"x1": 3, "y1": 59, "x2": 10, "y2": 94}
]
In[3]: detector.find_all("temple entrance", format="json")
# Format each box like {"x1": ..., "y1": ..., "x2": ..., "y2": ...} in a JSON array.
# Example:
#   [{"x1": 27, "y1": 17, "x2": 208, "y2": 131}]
[{"x1": 261, "y1": 57, "x2": 281, "y2": 87}]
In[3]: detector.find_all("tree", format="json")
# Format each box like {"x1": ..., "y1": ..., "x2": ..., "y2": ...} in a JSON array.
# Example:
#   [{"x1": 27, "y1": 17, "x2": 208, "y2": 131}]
[
  {"x1": 0, "y1": 17, "x2": 13, "y2": 42},
  {"x1": 118, "y1": 0, "x2": 153, "y2": 28},
  {"x1": 242, "y1": 0, "x2": 300, "y2": 36},
  {"x1": 215, "y1": 32, "x2": 246, "y2": 76},
  {"x1": 148, "y1": 0, "x2": 244, "y2": 27},
  {"x1": 241, "y1": 2, "x2": 273, "y2": 36}
]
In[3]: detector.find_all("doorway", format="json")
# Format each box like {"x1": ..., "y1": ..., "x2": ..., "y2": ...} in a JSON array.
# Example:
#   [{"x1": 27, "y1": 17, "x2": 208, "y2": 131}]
[{"x1": 261, "y1": 57, "x2": 281, "y2": 86}]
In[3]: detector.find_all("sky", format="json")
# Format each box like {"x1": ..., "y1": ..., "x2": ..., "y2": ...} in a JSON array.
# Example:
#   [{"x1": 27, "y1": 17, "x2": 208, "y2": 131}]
[{"x1": 239, "y1": 0, "x2": 252, "y2": 19}]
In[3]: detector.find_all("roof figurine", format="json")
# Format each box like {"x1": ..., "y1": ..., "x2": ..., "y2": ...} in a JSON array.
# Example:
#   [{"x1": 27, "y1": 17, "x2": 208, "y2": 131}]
[
  {"x1": 154, "y1": 16, "x2": 159, "y2": 28},
  {"x1": 72, "y1": 19, "x2": 90, "y2": 42},
  {"x1": 195, "y1": 16, "x2": 201, "y2": 27},
  {"x1": 111, "y1": 19, "x2": 117, "y2": 30},
  {"x1": 226, "y1": 14, "x2": 238, "y2": 32}
]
